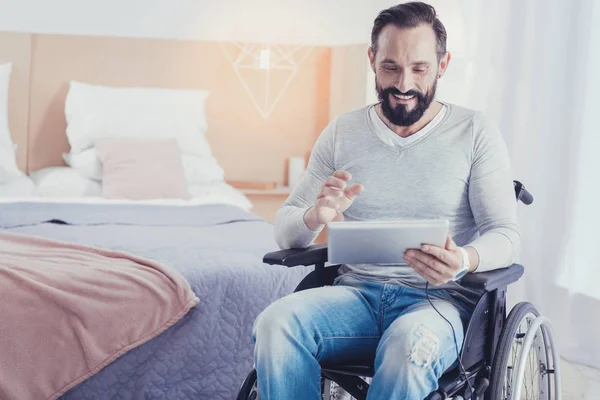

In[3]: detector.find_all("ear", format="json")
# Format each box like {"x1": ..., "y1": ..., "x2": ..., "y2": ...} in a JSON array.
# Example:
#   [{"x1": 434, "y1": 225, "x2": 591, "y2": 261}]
[
  {"x1": 368, "y1": 47, "x2": 376, "y2": 73},
  {"x1": 437, "y1": 51, "x2": 451, "y2": 79}
]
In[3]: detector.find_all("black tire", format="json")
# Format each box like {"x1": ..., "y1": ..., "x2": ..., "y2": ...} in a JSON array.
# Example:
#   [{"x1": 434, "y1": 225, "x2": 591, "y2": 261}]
[
  {"x1": 236, "y1": 369, "x2": 258, "y2": 400},
  {"x1": 488, "y1": 302, "x2": 551, "y2": 400}
]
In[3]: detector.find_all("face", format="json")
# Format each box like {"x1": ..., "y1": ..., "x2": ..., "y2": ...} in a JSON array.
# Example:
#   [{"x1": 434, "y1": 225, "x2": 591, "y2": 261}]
[{"x1": 369, "y1": 24, "x2": 450, "y2": 127}]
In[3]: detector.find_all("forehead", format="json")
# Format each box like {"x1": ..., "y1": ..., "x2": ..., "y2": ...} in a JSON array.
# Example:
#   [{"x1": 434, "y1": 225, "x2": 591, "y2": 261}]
[{"x1": 376, "y1": 24, "x2": 438, "y2": 63}]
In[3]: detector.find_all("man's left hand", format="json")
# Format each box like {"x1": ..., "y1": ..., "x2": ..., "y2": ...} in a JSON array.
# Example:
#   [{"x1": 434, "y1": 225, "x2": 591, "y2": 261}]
[{"x1": 404, "y1": 235, "x2": 463, "y2": 286}]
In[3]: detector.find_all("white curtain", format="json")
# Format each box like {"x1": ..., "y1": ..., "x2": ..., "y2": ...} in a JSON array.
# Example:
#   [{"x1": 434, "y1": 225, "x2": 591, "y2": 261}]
[{"x1": 434, "y1": 0, "x2": 600, "y2": 369}]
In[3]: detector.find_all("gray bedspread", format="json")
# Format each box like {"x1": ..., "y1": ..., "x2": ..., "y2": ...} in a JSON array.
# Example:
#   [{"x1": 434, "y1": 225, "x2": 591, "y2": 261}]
[{"x1": 0, "y1": 202, "x2": 310, "y2": 399}]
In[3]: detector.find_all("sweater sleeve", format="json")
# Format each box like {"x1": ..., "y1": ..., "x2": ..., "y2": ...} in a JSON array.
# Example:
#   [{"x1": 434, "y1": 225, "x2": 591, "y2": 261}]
[
  {"x1": 466, "y1": 114, "x2": 521, "y2": 272},
  {"x1": 273, "y1": 119, "x2": 337, "y2": 249}
]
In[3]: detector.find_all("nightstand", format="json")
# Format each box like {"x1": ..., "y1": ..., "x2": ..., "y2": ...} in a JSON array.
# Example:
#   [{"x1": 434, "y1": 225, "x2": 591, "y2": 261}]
[{"x1": 240, "y1": 186, "x2": 293, "y2": 223}]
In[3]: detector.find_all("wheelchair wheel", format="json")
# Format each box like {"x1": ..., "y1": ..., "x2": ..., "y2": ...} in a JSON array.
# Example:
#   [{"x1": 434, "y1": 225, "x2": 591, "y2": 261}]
[
  {"x1": 488, "y1": 302, "x2": 560, "y2": 400},
  {"x1": 236, "y1": 369, "x2": 259, "y2": 400}
]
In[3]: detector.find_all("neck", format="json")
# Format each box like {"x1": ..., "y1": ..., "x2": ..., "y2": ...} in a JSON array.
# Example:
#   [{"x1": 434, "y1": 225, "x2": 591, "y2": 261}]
[{"x1": 375, "y1": 101, "x2": 443, "y2": 138}]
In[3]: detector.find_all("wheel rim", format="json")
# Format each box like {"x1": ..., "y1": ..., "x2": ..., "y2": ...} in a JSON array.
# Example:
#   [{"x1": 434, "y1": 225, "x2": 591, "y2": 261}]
[
  {"x1": 502, "y1": 312, "x2": 551, "y2": 399},
  {"x1": 249, "y1": 380, "x2": 259, "y2": 400}
]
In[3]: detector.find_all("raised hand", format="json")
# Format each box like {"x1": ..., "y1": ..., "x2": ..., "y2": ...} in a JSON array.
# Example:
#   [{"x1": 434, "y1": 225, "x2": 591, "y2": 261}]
[{"x1": 304, "y1": 170, "x2": 364, "y2": 231}]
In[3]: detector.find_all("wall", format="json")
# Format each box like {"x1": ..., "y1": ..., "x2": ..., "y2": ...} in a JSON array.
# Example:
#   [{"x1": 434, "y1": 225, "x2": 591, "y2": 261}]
[
  {"x1": 328, "y1": 44, "x2": 371, "y2": 121},
  {"x1": 0, "y1": 0, "x2": 377, "y2": 46}
]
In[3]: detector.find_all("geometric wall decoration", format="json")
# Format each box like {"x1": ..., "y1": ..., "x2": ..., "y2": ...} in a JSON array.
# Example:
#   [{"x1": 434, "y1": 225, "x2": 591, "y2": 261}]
[{"x1": 220, "y1": 43, "x2": 313, "y2": 119}]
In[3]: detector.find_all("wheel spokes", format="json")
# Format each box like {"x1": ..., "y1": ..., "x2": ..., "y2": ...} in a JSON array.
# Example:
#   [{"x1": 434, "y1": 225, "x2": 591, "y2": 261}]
[{"x1": 502, "y1": 314, "x2": 552, "y2": 400}]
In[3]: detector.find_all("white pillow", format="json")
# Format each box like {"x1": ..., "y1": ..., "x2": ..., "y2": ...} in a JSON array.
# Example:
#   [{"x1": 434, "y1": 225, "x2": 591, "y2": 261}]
[
  {"x1": 62, "y1": 149, "x2": 102, "y2": 180},
  {"x1": 65, "y1": 81, "x2": 212, "y2": 157},
  {"x1": 30, "y1": 167, "x2": 102, "y2": 198},
  {"x1": 0, "y1": 175, "x2": 35, "y2": 197},
  {"x1": 0, "y1": 63, "x2": 13, "y2": 151},
  {"x1": 64, "y1": 148, "x2": 225, "y2": 184},
  {"x1": 181, "y1": 154, "x2": 225, "y2": 184},
  {"x1": 0, "y1": 63, "x2": 21, "y2": 183}
]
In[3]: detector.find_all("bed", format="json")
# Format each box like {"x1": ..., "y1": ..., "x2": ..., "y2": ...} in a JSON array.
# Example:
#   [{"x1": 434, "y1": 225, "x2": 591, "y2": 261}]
[
  {"x1": 0, "y1": 33, "x2": 326, "y2": 396},
  {"x1": 0, "y1": 193, "x2": 310, "y2": 399}
]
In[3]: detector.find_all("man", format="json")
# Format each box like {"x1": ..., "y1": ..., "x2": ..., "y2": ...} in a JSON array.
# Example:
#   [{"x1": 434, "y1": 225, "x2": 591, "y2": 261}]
[{"x1": 252, "y1": 2, "x2": 520, "y2": 399}]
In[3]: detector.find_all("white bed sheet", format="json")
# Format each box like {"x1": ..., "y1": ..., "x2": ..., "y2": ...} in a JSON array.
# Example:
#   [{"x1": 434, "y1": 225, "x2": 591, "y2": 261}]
[{"x1": 0, "y1": 182, "x2": 253, "y2": 211}]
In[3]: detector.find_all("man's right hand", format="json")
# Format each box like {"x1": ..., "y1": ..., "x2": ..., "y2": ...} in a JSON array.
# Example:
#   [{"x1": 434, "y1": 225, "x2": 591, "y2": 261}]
[{"x1": 304, "y1": 170, "x2": 364, "y2": 231}]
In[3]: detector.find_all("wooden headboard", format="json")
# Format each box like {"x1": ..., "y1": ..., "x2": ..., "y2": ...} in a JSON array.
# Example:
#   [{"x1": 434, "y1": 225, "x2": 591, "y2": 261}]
[
  {"x1": 24, "y1": 34, "x2": 331, "y2": 184},
  {"x1": 0, "y1": 32, "x2": 32, "y2": 172}
]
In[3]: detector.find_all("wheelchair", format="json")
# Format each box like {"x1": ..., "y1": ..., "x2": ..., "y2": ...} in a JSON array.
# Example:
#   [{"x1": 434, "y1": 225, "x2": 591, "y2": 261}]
[{"x1": 237, "y1": 181, "x2": 562, "y2": 400}]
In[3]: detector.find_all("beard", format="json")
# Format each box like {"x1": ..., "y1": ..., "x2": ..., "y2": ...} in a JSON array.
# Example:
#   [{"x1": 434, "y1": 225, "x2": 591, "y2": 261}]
[{"x1": 376, "y1": 80, "x2": 437, "y2": 127}]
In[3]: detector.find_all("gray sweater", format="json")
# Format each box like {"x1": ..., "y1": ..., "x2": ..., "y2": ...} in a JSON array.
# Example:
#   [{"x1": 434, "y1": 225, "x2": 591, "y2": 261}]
[{"x1": 274, "y1": 103, "x2": 520, "y2": 302}]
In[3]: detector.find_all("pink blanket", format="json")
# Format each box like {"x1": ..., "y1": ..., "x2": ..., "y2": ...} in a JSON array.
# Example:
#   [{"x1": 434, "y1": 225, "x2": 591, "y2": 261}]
[{"x1": 0, "y1": 231, "x2": 199, "y2": 400}]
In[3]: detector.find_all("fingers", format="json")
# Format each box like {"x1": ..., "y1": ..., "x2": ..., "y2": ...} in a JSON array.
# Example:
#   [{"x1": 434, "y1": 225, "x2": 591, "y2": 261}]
[
  {"x1": 323, "y1": 176, "x2": 348, "y2": 190},
  {"x1": 406, "y1": 251, "x2": 445, "y2": 275},
  {"x1": 316, "y1": 171, "x2": 362, "y2": 214},
  {"x1": 405, "y1": 250, "x2": 455, "y2": 284},
  {"x1": 406, "y1": 255, "x2": 445, "y2": 285},
  {"x1": 333, "y1": 170, "x2": 352, "y2": 181},
  {"x1": 320, "y1": 185, "x2": 343, "y2": 198},
  {"x1": 420, "y1": 244, "x2": 459, "y2": 268},
  {"x1": 316, "y1": 195, "x2": 340, "y2": 212},
  {"x1": 344, "y1": 184, "x2": 364, "y2": 201},
  {"x1": 321, "y1": 171, "x2": 363, "y2": 201}
]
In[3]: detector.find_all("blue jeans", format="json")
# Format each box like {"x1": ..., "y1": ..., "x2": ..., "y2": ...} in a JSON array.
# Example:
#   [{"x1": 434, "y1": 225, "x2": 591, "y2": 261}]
[{"x1": 252, "y1": 274, "x2": 473, "y2": 400}]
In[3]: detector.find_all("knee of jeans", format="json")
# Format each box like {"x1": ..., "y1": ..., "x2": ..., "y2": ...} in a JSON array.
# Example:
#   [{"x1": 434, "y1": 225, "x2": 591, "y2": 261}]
[
  {"x1": 252, "y1": 299, "x2": 302, "y2": 346},
  {"x1": 383, "y1": 323, "x2": 446, "y2": 372},
  {"x1": 406, "y1": 324, "x2": 443, "y2": 369}
]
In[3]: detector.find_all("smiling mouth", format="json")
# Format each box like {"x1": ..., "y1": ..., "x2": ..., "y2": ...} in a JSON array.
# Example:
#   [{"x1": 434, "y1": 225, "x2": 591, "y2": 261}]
[{"x1": 392, "y1": 93, "x2": 415, "y2": 101}]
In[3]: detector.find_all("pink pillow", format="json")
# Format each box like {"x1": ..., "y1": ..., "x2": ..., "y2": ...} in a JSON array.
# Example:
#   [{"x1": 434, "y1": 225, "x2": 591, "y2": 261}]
[{"x1": 96, "y1": 139, "x2": 191, "y2": 200}]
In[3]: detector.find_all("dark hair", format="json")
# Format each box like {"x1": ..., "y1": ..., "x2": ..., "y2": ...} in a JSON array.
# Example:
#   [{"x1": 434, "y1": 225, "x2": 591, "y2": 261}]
[{"x1": 371, "y1": 2, "x2": 447, "y2": 60}]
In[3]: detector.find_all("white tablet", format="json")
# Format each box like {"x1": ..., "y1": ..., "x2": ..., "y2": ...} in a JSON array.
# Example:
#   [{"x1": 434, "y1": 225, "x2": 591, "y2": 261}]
[{"x1": 327, "y1": 219, "x2": 449, "y2": 265}]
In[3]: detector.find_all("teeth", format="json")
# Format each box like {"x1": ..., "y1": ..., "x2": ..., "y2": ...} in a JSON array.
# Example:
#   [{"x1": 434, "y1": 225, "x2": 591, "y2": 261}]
[{"x1": 393, "y1": 93, "x2": 414, "y2": 100}]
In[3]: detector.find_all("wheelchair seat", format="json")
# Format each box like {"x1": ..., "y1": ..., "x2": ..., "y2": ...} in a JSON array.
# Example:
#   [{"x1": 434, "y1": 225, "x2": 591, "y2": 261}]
[{"x1": 321, "y1": 363, "x2": 374, "y2": 378}]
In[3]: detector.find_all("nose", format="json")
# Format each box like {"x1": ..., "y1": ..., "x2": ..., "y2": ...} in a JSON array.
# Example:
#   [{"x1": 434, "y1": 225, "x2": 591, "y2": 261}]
[{"x1": 395, "y1": 70, "x2": 415, "y2": 94}]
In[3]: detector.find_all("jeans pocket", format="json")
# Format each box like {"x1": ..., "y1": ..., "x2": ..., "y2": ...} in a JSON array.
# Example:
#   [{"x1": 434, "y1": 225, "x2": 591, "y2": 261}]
[
  {"x1": 438, "y1": 290, "x2": 473, "y2": 322},
  {"x1": 333, "y1": 274, "x2": 373, "y2": 290},
  {"x1": 332, "y1": 274, "x2": 348, "y2": 286}
]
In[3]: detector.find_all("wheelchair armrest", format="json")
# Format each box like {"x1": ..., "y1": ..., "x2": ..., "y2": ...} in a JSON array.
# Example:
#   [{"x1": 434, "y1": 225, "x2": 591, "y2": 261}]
[
  {"x1": 263, "y1": 242, "x2": 525, "y2": 292},
  {"x1": 263, "y1": 244, "x2": 328, "y2": 267},
  {"x1": 460, "y1": 264, "x2": 524, "y2": 291}
]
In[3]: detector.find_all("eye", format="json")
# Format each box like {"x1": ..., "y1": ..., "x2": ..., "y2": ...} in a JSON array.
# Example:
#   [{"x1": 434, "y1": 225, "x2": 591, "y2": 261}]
[
  {"x1": 383, "y1": 65, "x2": 398, "y2": 71},
  {"x1": 413, "y1": 68, "x2": 427, "y2": 74}
]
